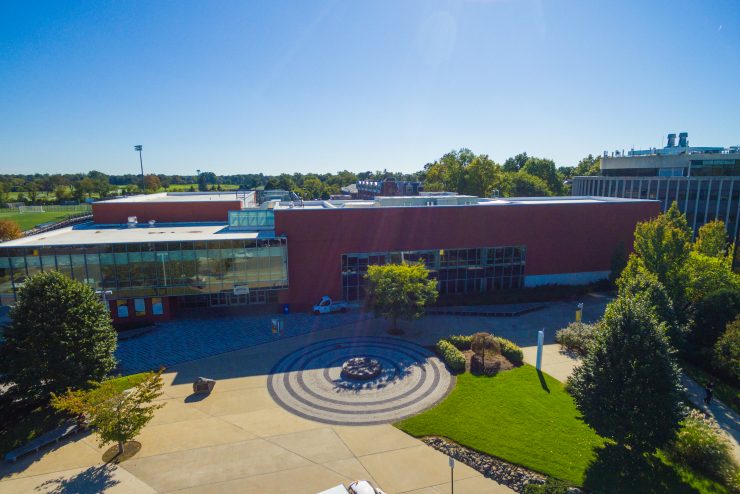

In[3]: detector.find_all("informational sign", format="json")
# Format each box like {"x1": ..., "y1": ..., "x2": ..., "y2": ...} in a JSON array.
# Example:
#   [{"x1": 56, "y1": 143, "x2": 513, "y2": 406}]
[
  {"x1": 134, "y1": 298, "x2": 146, "y2": 316},
  {"x1": 233, "y1": 285, "x2": 250, "y2": 296},
  {"x1": 117, "y1": 300, "x2": 129, "y2": 318},
  {"x1": 152, "y1": 297, "x2": 164, "y2": 316}
]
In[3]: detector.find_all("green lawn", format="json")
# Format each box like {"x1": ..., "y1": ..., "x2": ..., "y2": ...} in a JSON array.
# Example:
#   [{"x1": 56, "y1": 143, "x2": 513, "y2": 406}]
[
  {"x1": 396, "y1": 366, "x2": 603, "y2": 484},
  {"x1": 0, "y1": 373, "x2": 149, "y2": 456},
  {"x1": 0, "y1": 211, "x2": 82, "y2": 231},
  {"x1": 395, "y1": 366, "x2": 729, "y2": 493}
]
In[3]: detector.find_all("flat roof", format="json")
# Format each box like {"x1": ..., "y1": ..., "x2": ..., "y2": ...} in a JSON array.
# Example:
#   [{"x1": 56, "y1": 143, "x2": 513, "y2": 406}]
[
  {"x1": 96, "y1": 192, "x2": 250, "y2": 204},
  {"x1": 276, "y1": 196, "x2": 656, "y2": 210},
  {"x1": 0, "y1": 222, "x2": 267, "y2": 248}
]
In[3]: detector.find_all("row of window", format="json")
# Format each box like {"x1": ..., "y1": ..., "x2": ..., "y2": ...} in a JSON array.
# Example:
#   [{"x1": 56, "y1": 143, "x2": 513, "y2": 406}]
[
  {"x1": 0, "y1": 238, "x2": 289, "y2": 300},
  {"x1": 341, "y1": 246, "x2": 526, "y2": 301}
]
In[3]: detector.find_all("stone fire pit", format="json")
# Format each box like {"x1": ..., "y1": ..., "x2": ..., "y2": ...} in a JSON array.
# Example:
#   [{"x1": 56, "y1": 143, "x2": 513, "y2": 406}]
[{"x1": 341, "y1": 357, "x2": 382, "y2": 380}]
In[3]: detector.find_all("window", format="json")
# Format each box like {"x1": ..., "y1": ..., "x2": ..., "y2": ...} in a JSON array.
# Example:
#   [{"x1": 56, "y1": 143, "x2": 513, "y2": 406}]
[{"x1": 341, "y1": 246, "x2": 526, "y2": 301}]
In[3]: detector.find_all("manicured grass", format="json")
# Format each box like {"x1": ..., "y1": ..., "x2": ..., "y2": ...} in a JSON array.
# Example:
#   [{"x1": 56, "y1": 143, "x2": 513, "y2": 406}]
[
  {"x1": 0, "y1": 211, "x2": 81, "y2": 231},
  {"x1": 396, "y1": 366, "x2": 730, "y2": 493},
  {"x1": 681, "y1": 361, "x2": 740, "y2": 415},
  {"x1": 396, "y1": 365, "x2": 605, "y2": 485},
  {"x1": 0, "y1": 373, "x2": 149, "y2": 456}
]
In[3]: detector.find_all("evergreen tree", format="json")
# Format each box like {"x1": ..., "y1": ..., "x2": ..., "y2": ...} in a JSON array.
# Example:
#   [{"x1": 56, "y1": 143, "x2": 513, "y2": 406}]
[
  {"x1": 569, "y1": 297, "x2": 684, "y2": 453},
  {"x1": 0, "y1": 271, "x2": 117, "y2": 402}
]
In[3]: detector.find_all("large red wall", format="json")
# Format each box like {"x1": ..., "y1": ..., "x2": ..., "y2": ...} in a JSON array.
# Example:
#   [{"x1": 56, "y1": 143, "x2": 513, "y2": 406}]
[
  {"x1": 93, "y1": 201, "x2": 241, "y2": 224},
  {"x1": 275, "y1": 201, "x2": 660, "y2": 310}
]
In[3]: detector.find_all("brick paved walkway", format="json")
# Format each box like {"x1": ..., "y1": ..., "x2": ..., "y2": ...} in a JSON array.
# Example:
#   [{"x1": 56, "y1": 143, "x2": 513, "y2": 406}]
[{"x1": 115, "y1": 310, "x2": 375, "y2": 374}]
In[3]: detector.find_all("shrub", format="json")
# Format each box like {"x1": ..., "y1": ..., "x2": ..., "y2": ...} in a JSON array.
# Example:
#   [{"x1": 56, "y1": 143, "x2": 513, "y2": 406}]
[
  {"x1": 555, "y1": 322, "x2": 599, "y2": 356},
  {"x1": 493, "y1": 336, "x2": 524, "y2": 365},
  {"x1": 522, "y1": 478, "x2": 572, "y2": 494},
  {"x1": 666, "y1": 409, "x2": 739, "y2": 487},
  {"x1": 436, "y1": 339, "x2": 465, "y2": 373},
  {"x1": 471, "y1": 332, "x2": 500, "y2": 358},
  {"x1": 712, "y1": 316, "x2": 740, "y2": 385},
  {"x1": 447, "y1": 334, "x2": 472, "y2": 350}
]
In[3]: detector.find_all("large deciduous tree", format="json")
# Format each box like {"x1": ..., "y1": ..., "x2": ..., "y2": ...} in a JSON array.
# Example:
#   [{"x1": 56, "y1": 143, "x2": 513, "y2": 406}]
[
  {"x1": 366, "y1": 262, "x2": 438, "y2": 333},
  {"x1": 52, "y1": 370, "x2": 165, "y2": 457},
  {"x1": 693, "y1": 220, "x2": 730, "y2": 258},
  {"x1": 568, "y1": 297, "x2": 684, "y2": 453},
  {"x1": 0, "y1": 271, "x2": 117, "y2": 402}
]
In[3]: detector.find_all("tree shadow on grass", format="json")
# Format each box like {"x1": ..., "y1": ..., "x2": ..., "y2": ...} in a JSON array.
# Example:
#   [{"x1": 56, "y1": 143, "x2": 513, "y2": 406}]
[
  {"x1": 36, "y1": 463, "x2": 119, "y2": 493},
  {"x1": 583, "y1": 444, "x2": 701, "y2": 494}
]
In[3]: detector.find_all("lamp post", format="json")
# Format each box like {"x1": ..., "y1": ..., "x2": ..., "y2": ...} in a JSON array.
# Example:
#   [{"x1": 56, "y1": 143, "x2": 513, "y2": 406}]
[
  {"x1": 156, "y1": 252, "x2": 168, "y2": 286},
  {"x1": 134, "y1": 145, "x2": 144, "y2": 192},
  {"x1": 95, "y1": 289, "x2": 113, "y2": 312}
]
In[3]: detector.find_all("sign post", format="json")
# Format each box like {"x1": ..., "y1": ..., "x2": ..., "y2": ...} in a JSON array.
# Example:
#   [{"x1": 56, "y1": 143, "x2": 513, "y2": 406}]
[
  {"x1": 575, "y1": 302, "x2": 584, "y2": 322},
  {"x1": 536, "y1": 330, "x2": 544, "y2": 371},
  {"x1": 449, "y1": 457, "x2": 455, "y2": 494}
]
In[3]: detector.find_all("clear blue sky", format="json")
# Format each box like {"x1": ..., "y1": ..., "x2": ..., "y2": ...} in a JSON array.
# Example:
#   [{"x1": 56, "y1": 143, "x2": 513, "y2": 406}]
[{"x1": 1, "y1": 0, "x2": 738, "y2": 176}]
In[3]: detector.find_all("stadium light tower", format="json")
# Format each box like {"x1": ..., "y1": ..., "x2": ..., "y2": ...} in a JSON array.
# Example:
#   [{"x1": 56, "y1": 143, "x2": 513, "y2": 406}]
[{"x1": 134, "y1": 145, "x2": 144, "y2": 192}]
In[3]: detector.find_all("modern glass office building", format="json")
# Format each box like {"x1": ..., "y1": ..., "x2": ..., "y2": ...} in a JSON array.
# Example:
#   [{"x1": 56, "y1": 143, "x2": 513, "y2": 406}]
[{"x1": 572, "y1": 133, "x2": 740, "y2": 239}]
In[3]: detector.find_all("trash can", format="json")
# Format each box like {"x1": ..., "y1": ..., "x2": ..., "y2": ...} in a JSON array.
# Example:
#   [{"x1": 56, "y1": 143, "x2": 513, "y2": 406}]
[{"x1": 283, "y1": 304, "x2": 290, "y2": 315}]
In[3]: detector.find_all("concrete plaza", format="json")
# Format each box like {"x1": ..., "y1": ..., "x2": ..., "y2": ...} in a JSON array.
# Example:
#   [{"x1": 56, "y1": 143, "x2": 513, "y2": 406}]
[{"x1": 0, "y1": 295, "x2": 611, "y2": 493}]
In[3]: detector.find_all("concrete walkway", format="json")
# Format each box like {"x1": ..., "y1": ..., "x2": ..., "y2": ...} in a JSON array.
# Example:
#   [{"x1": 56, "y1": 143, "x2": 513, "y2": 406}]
[
  {"x1": 524, "y1": 343, "x2": 740, "y2": 463},
  {"x1": 0, "y1": 296, "x2": 614, "y2": 494}
]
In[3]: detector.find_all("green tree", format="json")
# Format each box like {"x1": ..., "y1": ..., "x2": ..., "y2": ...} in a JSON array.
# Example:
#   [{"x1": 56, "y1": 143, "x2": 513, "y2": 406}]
[
  {"x1": 0, "y1": 271, "x2": 117, "y2": 402},
  {"x1": 423, "y1": 148, "x2": 476, "y2": 193},
  {"x1": 197, "y1": 172, "x2": 209, "y2": 192},
  {"x1": 617, "y1": 267, "x2": 683, "y2": 348},
  {"x1": 693, "y1": 220, "x2": 729, "y2": 258},
  {"x1": 504, "y1": 172, "x2": 552, "y2": 197},
  {"x1": 631, "y1": 202, "x2": 691, "y2": 312},
  {"x1": 685, "y1": 251, "x2": 740, "y2": 303},
  {"x1": 712, "y1": 317, "x2": 740, "y2": 384},
  {"x1": 462, "y1": 154, "x2": 505, "y2": 197},
  {"x1": 573, "y1": 154, "x2": 601, "y2": 176},
  {"x1": 503, "y1": 152, "x2": 528, "y2": 172},
  {"x1": 52, "y1": 369, "x2": 165, "y2": 457},
  {"x1": 688, "y1": 288, "x2": 740, "y2": 351},
  {"x1": 521, "y1": 157, "x2": 562, "y2": 195},
  {"x1": 365, "y1": 262, "x2": 438, "y2": 333},
  {"x1": 301, "y1": 177, "x2": 325, "y2": 199},
  {"x1": 608, "y1": 241, "x2": 627, "y2": 284},
  {"x1": 568, "y1": 297, "x2": 684, "y2": 453}
]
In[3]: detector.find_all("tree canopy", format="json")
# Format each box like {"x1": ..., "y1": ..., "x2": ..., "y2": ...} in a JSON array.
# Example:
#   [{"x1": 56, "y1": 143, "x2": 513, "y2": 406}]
[
  {"x1": 52, "y1": 369, "x2": 165, "y2": 456},
  {"x1": 568, "y1": 297, "x2": 684, "y2": 453},
  {"x1": 0, "y1": 271, "x2": 117, "y2": 402},
  {"x1": 365, "y1": 262, "x2": 438, "y2": 332}
]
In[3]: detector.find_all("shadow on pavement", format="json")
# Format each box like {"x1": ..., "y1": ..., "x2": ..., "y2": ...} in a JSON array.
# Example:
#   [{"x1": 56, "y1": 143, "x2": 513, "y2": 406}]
[{"x1": 36, "y1": 464, "x2": 119, "y2": 493}]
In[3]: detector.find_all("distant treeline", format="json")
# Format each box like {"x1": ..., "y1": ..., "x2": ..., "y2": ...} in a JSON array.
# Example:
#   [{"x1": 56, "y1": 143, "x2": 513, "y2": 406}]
[{"x1": 0, "y1": 150, "x2": 600, "y2": 203}]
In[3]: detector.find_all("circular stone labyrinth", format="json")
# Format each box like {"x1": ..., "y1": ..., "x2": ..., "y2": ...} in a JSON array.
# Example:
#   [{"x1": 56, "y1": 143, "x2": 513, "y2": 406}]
[{"x1": 267, "y1": 337, "x2": 454, "y2": 425}]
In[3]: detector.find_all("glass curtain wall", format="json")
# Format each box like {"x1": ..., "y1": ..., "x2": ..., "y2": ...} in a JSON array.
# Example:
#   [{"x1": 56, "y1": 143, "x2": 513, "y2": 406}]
[
  {"x1": 0, "y1": 238, "x2": 288, "y2": 302},
  {"x1": 341, "y1": 246, "x2": 526, "y2": 301}
]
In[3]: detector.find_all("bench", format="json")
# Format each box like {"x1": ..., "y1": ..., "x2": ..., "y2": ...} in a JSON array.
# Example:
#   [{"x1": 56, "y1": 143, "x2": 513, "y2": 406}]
[{"x1": 4, "y1": 421, "x2": 81, "y2": 463}]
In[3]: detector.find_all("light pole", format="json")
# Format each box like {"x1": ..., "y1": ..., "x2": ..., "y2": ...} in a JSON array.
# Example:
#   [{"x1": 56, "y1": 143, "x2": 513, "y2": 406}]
[
  {"x1": 134, "y1": 145, "x2": 144, "y2": 192},
  {"x1": 95, "y1": 289, "x2": 113, "y2": 311},
  {"x1": 156, "y1": 252, "x2": 168, "y2": 286}
]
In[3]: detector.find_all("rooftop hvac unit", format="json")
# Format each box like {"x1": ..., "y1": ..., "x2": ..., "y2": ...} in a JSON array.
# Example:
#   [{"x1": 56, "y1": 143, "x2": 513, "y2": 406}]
[{"x1": 127, "y1": 216, "x2": 138, "y2": 228}]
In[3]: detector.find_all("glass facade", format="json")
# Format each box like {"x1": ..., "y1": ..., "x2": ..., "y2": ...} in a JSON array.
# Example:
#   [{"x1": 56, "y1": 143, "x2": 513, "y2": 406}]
[
  {"x1": 341, "y1": 246, "x2": 526, "y2": 301},
  {"x1": 228, "y1": 210, "x2": 275, "y2": 230},
  {"x1": 0, "y1": 237, "x2": 288, "y2": 303}
]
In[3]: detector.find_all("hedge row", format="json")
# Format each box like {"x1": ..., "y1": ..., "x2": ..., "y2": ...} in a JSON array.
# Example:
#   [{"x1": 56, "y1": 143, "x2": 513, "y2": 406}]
[
  {"x1": 436, "y1": 339, "x2": 466, "y2": 372},
  {"x1": 494, "y1": 336, "x2": 524, "y2": 365}
]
